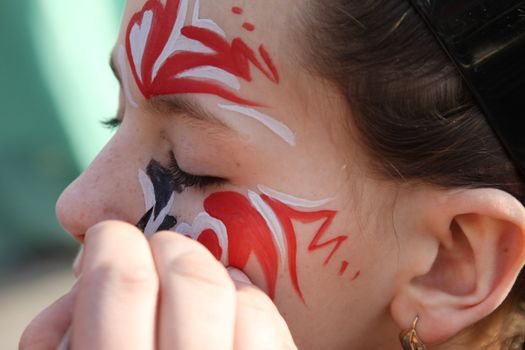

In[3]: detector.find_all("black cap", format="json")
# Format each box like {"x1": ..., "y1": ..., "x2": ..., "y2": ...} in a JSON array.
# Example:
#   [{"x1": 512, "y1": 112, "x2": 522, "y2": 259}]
[{"x1": 409, "y1": 0, "x2": 525, "y2": 179}]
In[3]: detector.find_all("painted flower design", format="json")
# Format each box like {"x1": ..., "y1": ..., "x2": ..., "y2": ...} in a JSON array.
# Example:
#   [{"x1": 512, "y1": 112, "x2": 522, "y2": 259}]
[
  {"x1": 126, "y1": 0, "x2": 279, "y2": 105},
  {"x1": 122, "y1": 0, "x2": 296, "y2": 146},
  {"x1": 136, "y1": 160, "x2": 347, "y2": 301}
]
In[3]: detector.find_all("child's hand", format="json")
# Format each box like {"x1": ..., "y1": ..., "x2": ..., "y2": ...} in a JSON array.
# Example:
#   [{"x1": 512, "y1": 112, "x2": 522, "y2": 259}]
[{"x1": 20, "y1": 221, "x2": 297, "y2": 350}]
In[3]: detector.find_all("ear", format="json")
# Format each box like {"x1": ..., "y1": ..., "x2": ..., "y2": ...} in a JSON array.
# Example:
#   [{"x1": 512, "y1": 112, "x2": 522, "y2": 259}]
[{"x1": 390, "y1": 188, "x2": 525, "y2": 345}]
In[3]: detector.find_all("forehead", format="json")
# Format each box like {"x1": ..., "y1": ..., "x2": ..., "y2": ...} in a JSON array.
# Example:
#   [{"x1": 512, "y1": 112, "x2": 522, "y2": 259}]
[
  {"x1": 121, "y1": 0, "x2": 295, "y2": 52},
  {"x1": 119, "y1": 0, "x2": 307, "y2": 106},
  {"x1": 114, "y1": 0, "x2": 348, "y2": 151}
]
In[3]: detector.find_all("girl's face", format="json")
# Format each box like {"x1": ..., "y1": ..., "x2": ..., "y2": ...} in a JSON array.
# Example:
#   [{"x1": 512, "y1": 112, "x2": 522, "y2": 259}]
[{"x1": 57, "y1": 0, "x2": 402, "y2": 347}]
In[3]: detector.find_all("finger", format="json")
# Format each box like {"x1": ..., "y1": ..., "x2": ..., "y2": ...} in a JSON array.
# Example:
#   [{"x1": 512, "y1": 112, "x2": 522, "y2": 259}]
[
  {"x1": 228, "y1": 268, "x2": 297, "y2": 350},
  {"x1": 72, "y1": 221, "x2": 158, "y2": 350},
  {"x1": 149, "y1": 232, "x2": 236, "y2": 350},
  {"x1": 19, "y1": 286, "x2": 76, "y2": 350}
]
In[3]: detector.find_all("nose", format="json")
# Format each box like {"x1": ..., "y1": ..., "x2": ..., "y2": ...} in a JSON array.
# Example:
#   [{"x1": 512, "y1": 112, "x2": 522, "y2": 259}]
[{"x1": 56, "y1": 133, "x2": 147, "y2": 241}]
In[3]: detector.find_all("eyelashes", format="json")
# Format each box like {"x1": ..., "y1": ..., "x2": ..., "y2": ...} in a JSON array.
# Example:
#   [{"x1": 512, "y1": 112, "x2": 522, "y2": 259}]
[
  {"x1": 99, "y1": 117, "x2": 224, "y2": 190},
  {"x1": 101, "y1": 116, "x2": 121, "y2": 130},
  {"x1": 167, "y1": 152, "x2": 225, "y2": 190}
]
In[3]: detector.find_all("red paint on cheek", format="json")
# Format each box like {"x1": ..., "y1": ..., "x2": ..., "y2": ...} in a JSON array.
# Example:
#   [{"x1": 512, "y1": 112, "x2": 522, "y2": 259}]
[
  {"x1": 197, "y1": 229, "x2": 223, "y2": 261},
  {"x1": 339, "y1": 261, "x2": 350, "y2": 276},
  {"x1": 260, "y1": 195, "x2": 302, "y2": 301},
  {"x1": 352, "y1": 271, "x2": 361, "y2": 281},
  {"x1": 242, "y1": 22, "x2": 256, "y2": 31},
  {"x1": 262, "y1": 195, "x2": 348, "y2": 266},
  {"x1": 261, "y1": 195, "x2": 349, "y2": 301},
  {"x1": 204, "y1": 192, "x2": 279, "y2": 299},
  {"x1": 195, "y1": 191, "x2": 350, "y2": 303}
]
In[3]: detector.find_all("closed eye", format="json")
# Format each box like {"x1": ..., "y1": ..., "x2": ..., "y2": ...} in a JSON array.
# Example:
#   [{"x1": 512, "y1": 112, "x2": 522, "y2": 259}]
[
  {"x1": 167, "y1": 152, "x2": 225, "y2": 190},
  {"x1": 101, "y1": 116, "x2": 122, "y2": 130}
]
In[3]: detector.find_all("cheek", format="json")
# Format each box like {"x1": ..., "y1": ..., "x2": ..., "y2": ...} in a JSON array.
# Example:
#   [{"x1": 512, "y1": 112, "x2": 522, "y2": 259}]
[
  {"x1": 177, "y1": 190, "x2": 358, "y2": 304},
  {"x1": 136, "y1": 160, "x2": 361, "y2": 304},
  {"x1": 178, "y1": 191, "x2": 281, "y2": 298}
]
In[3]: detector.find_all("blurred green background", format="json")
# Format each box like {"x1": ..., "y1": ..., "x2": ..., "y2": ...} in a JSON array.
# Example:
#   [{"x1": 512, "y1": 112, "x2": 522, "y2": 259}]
[
  {"x1": 0, "y1": 1, "x2": 124, "y2": 346},
  {"x1": 0, "y1": 0, "x2": 124, "y2": 271}
]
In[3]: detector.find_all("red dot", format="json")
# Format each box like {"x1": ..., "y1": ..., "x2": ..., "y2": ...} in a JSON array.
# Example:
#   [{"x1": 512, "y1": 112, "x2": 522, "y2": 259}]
[
  {"x1": 232, "y1": 6, "x2": 243, "y2": 14},
  {"x1": 243, "y1": 22, "x2": 255, "y2": 31}
]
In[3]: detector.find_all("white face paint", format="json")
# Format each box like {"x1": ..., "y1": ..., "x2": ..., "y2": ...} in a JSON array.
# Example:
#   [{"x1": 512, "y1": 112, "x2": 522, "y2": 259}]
[
  {"x1": 126, "y1": 0, "x2": 297, "y2": 148},
  {"x1": 129, "y1": 9, "x2": 153, "y2": 83},
  {"x1": 138, "y1": 168, "x2": 176, "y2": 237},
  {"x1": 175, "y1": 212, "x2": 229, "y2": 265},
  {"x1": 118, "y1": 45, "x2": 139, "y2": 108},
  {"x1": 191, "y1": 0, "x2": 225, "y2": 37},
  {"x1": 137, "y1": 160, "x2": 338, "y2": 291},
  {"x1": 170, "y1": 187, "x2": 330, "y2": 267},
  {"x1": 218, "y1": 104, "x2": 297, "y2": 146},
  {"x1": 176, "y1": 66, "x2": 241, "y2": 90},
  {"x1": 258, "y1": 185, "x2": 334, "y2": 208},
  {"x1": 127, "y1": 0, "x2": 245, "y2": 103},
  {"x1": 151, "y1": 0, "x2": 227, "y2": 79},
  {"x1": 248, "y1": 191, "x2": 287, "y2": 263},
  {"x1": 138, "y1": 168, "x2": 156, "y2": 211}
]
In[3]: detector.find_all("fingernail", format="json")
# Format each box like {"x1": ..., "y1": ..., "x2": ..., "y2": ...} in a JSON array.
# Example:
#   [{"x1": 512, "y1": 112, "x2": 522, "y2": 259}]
[
  {"x1": 73, "y1": 246, "x2": 83, "y2": 278},
  {"x1": 227, "y1": 267, "x2": 252, "y2": 284},
  {"x1": 56, "y1": 326, "x2": 71, "y2": 350}
]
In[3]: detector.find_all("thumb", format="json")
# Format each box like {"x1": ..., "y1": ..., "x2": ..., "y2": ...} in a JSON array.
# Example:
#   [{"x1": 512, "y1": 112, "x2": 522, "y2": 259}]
[{"x1": 19, "y1": 283, "x2": 77, "y2": 350}]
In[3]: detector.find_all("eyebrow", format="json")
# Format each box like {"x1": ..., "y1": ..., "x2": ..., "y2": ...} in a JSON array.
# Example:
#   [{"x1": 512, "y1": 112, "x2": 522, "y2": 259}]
[
  {"x1": 109, "y1": 51, "x2": 231, "y2": 131},
  {"x1": 150, "y1": 94, "x2": 231, "y2": 131}
]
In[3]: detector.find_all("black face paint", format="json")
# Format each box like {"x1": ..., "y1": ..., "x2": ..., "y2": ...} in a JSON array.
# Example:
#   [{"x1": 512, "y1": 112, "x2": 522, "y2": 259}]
[{"x1": 137, "y1": 160, "x2": 178, "y2": 234}]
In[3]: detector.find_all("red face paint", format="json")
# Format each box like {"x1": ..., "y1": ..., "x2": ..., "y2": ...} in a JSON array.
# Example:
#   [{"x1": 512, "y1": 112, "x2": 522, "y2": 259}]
[
  {"x1": 338, "y1": 261, "x2": 349, "y2": 276},
  {"x1": 262, "y1": 194, "x2": 348, "y2": 266},
  {"x1": 190, "y1": 191, "x2": 350, "y2": 302},
  {"x1": 261, "y1": 194, "x2": 350, "y2": 300},
  {"x1": 352, "y1": 270, "x2": 361, "y2": 281},
  {"x1": 242, "y1": 22, "x2": 256, "y2": 32},
  {"x1": 232, "y1": 6, "x2": 243, "y2": 15},
  {"x1": 197, "y1": 229, "x2": 223, "y2": 261},
  {"x1": 204, "y1": 191, "x2": 280, "y2": 299},
  {"x1": 126, "y1": 0, "x2": 279, "y2": 106}
]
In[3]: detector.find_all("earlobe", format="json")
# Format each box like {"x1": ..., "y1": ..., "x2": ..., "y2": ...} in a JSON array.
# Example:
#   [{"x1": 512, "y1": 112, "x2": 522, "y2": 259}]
[{"x1": 390, "y1": 188, "x2": 525, "y2": 345}]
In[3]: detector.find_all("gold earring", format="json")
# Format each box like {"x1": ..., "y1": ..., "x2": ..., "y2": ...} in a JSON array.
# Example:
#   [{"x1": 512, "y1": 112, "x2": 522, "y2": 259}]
[{"x1": 399, "y1": 316, "x2": 427, "y2": 350}]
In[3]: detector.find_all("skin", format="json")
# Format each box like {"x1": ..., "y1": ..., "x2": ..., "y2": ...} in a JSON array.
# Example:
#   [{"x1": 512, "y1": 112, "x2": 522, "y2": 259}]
[{"x1": 20, "y1": 0, "x2": 525, "y2": 349}]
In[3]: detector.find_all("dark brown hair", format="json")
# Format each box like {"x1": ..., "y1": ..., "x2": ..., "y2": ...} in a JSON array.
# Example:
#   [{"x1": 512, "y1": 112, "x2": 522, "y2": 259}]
[{"x1": 301, "y1": 0, "x2": 525, "y2": 348}]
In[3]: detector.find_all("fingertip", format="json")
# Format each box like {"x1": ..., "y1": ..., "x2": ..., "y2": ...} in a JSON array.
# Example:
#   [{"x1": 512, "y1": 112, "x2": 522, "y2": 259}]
[
  {"x1": 150, "y1": 230, "x2": 180, "y2": 242},
  {"x1": 85, "y1": 220, "x2": 143, "y2": 241},
  {"x1": 150, "y1": 231, "x2": 206, "y2": 257},
  {"x1": 227, "y1": 267, "x2": 253, "y2": 285}
]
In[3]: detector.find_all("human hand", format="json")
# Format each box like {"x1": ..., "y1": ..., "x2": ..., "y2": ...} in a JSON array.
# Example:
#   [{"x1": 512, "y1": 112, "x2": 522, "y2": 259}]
[{"x1": 20, "y1": 221, "x2": 297, "y2": 350}]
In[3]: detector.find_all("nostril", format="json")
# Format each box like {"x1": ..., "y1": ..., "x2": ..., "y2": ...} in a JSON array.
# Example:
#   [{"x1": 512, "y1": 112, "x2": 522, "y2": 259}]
[
  {"x1": 55, "y1": 189, "x2": 82, "y2": 241},
  {"x1": 56, "y1": 183, "x2": 141, "y2": 242}
]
